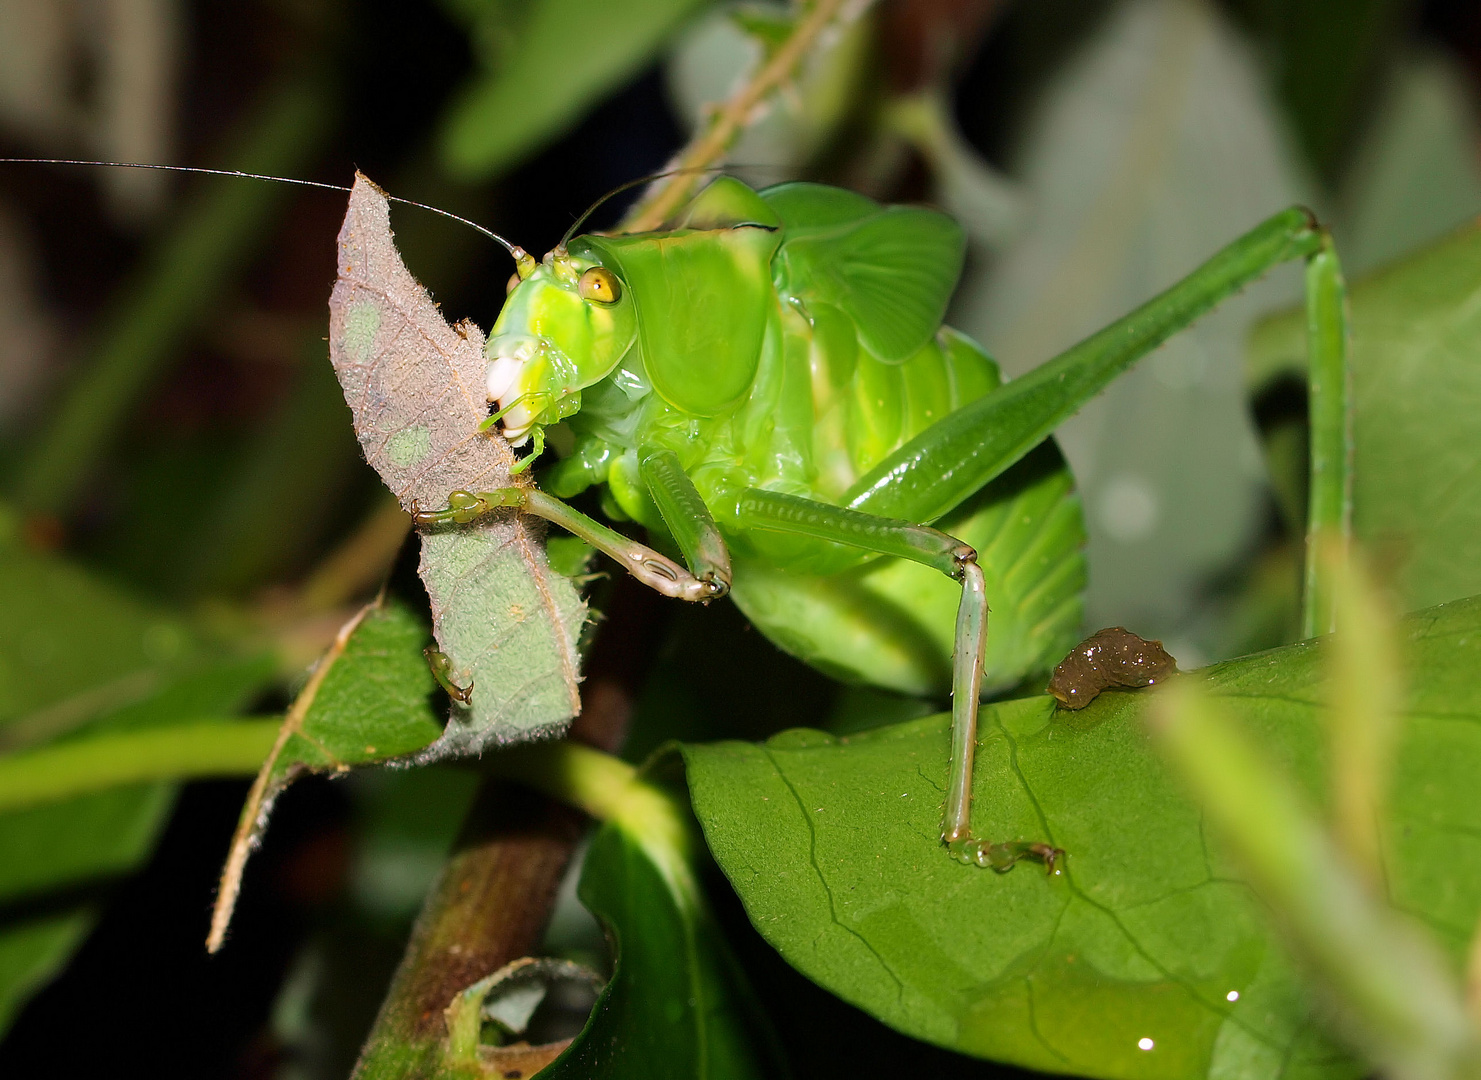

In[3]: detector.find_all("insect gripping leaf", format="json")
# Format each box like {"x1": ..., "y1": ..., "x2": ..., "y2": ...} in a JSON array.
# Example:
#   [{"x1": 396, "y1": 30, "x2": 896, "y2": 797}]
[{"x1": 328, "y1": 174, "x2": 585, "y2": 756}]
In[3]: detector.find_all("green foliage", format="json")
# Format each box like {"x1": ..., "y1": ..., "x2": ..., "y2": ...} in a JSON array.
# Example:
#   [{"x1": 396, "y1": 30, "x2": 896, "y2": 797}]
[
  {"x1": 541, "y1": 816, "x2": 783, "y2": 1078},
  {"x1": 439, "y1": 0, "x2": 712, "y2": 179},
  {"x1": 0, "y1": 518, "x2": 275, "y2": 1034},
  {"x1": 1249, "y1": 222, "x2": 1481, "y2": 611},
  {"x1": 684, "y1": 596, "x2": 1481, "y2": 1079},
  {"x1": 8, "y1": 2, "x2": 1481, "y2": 1076},
  {"x1": 261, "y1": 600, "x2": 443, "y2": 783}
]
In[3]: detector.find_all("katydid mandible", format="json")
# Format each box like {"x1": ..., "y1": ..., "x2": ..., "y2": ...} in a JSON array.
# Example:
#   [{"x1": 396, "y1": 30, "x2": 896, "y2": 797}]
[{"x1": 407, "y1": 173, "x2": 1349, "y2": 871}]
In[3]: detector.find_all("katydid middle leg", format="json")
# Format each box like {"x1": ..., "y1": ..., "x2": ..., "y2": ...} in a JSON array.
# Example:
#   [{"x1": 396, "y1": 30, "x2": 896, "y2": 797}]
[{"x1": 737, "y1": 488, "x2": 1062, "y2": 871}]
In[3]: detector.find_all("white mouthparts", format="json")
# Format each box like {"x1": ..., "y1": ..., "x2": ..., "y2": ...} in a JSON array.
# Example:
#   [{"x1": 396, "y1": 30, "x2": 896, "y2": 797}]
[{"x1": 485, "y1": 354, "x2": 521, "y2": 402}]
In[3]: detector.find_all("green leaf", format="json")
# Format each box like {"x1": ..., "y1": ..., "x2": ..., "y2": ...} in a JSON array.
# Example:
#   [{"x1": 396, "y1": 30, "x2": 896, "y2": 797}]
[
  {"x1": 539, "y1": 808, "x2": 783, "y2": 1077},
  {"x1": 210, "y1": 596, "x2": 444, "y2": 948},
  {"x1": 1248, "y1": 222, "x2": 1481, "y2": 612},
  {"x1": 0, "y1": 522, "x2": 276, "y2": 1035},
  {"x1": 266, "y1": 600, "x2": 445, "y2": 777},
  {"x1": 439, "y1": 0, "x2": 711, "y2": 180},
  {"x1": 684, "y1": 596, "x2": 1481, "y2": 1080},
  {"x1": 329, "y1": 175, "x2": 586, "y2": 755}
]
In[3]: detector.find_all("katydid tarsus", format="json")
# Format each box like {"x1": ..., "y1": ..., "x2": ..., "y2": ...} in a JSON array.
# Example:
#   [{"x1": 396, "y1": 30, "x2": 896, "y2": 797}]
[{"x1": 4, "y1": 159, "x2": 1350, "y2": 872}]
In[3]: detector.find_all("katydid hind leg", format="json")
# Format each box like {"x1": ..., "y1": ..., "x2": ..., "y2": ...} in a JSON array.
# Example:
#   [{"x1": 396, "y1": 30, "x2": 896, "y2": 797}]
[
  {"x1": 845, "y1": 206, "x2": 1329, "y2": 527},
  {"x1": 738, "y1": 488, "x2": 1063, "y2": 870},
  {"x1": 414, "y1": 487, "x2": 724, "y2": 603}
]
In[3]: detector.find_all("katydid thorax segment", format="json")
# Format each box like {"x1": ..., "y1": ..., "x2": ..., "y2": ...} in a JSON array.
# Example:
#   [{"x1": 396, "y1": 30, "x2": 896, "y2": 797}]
[{"x1": 413, "y1": 176, "x2": 1349, "y2": 870}]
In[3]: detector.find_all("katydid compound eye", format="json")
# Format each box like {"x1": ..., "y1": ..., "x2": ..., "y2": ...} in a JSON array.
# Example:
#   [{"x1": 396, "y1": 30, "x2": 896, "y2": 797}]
[
  {"x1": 506, "y1": 272, "x2": 521, "y2": 295},
  {"x1": 578, "y1": 266, "x2": 620, "y2": 304}
]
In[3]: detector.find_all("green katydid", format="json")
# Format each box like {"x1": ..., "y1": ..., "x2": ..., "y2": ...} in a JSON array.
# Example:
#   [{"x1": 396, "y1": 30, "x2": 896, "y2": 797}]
[
  {"x1": 1, "y1": 158, "x2": 1349, "y2": 873},
  {"x1": 402, "y1": 172, "x2": 1349, "y2": 871}
]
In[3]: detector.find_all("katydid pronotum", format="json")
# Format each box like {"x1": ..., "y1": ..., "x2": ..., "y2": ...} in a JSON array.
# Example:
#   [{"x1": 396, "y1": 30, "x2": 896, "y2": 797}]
[{"x1": 3, "y1": 160, "x2": 1350, "y2": 874}]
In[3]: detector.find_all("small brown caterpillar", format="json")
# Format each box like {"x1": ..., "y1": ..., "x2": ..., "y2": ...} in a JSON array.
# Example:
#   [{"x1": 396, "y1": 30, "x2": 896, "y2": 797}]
[{"x1": 1046, "y1": 627, "x2": 1177, "y2": 709}]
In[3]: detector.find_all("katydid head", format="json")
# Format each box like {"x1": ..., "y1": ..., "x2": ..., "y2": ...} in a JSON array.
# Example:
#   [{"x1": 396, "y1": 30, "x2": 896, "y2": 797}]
[{"x1": 484, "y1": 246, "x2": 636, "y2": 444}]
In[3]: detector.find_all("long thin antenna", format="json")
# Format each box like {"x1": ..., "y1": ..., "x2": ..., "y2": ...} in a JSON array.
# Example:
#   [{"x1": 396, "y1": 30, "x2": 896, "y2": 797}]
[
  {"x1": 0, "y1": 157, "x2": 526, "y2": 259},
  {"x1": 559, "y1": 166, "x2": 726, "y2": 250}
]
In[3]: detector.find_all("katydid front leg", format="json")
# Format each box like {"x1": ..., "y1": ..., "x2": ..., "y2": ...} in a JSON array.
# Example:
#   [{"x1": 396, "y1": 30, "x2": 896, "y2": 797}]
[
  {"x1": 638, "y1": 448, "x2": 732, "y2": 597},
  {"x1": 413, "y1": 488, "x2": 727, "y2": 602},
  {"x1": 737, "y1": 489, "x2": 1062, "y2": 872}
]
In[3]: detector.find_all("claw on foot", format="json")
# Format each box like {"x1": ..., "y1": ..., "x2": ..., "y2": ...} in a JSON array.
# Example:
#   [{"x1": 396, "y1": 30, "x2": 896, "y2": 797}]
[
  {"x1": 413, "y1": 489, "x2": 525, "y2": 528},
  {"x1": 424, "y1": 646, "x2": 474, "y2": 704},
  {"x1": 947, "y1": 836, "x2": 1063, "y2": 874}
]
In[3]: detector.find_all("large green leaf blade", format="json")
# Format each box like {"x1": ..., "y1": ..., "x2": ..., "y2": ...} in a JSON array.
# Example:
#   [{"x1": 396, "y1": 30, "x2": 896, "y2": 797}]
[{"x1": 684, "y1": 597, "x2": 1481, "y2": 1080}]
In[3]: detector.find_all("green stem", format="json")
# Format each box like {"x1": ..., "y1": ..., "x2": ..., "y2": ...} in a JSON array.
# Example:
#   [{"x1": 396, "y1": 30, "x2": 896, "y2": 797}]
[
  {"x1": 15, "y1": 69, "x2": 335, "y2": 514},
  {"x1": 0, "y1": 719, "x2": 279, "y2": 812},
  {"x1": 489, "y1": 741, "x2": 699, "y2": 895},
  {"x1": 1302, "y1": 232, "x2": 1353, "y2": 639}
]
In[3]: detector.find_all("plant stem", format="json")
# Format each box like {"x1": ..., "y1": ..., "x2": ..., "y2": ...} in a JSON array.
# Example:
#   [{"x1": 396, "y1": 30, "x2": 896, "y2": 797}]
[
  {"x1": 350, "y1": 783, "x2": 586, "y2": 1079},
  {"x1": 619, "y1": 0, "x2": 857, "y2": 232},
  {"x1": 350, "y1": 579, "x2": 669, "y2": 1076},
  {"x1": 0, "y1": 719, "x2": 279, "y2": 813}
]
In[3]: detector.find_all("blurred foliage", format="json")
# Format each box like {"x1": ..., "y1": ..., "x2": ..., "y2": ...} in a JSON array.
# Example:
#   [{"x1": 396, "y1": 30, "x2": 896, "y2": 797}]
[
  {"x1": 0, "y1": 0, "x2": 1479, "y2": 1077},
  {"x1": 1250, "y1": 221, "x2": 1481, "y2": 612}
]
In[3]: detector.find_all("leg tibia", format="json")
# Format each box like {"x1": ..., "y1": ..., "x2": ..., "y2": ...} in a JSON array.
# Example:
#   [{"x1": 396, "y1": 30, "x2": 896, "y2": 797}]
[
  {"x1": 737, "y1": 488, "x2": 1060, "y2": 870},
  {"x1": 640, "y1": 449, "x2": 732, "y2": 596}
]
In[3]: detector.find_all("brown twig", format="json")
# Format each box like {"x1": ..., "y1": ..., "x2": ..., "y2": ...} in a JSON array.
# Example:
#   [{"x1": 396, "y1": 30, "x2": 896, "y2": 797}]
[
  {"x1": 619, "y1": 0, "x2": 858, "y2": 232},
  {"x1": 349, "y1": 784, "x2": 586, "y2": 1078}
]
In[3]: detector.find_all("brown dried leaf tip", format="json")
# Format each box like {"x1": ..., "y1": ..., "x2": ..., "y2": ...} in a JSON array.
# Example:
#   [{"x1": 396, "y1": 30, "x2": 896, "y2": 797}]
[{"x1": 1046, "y1": 627, "x2": 1177, "y2": 710}]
